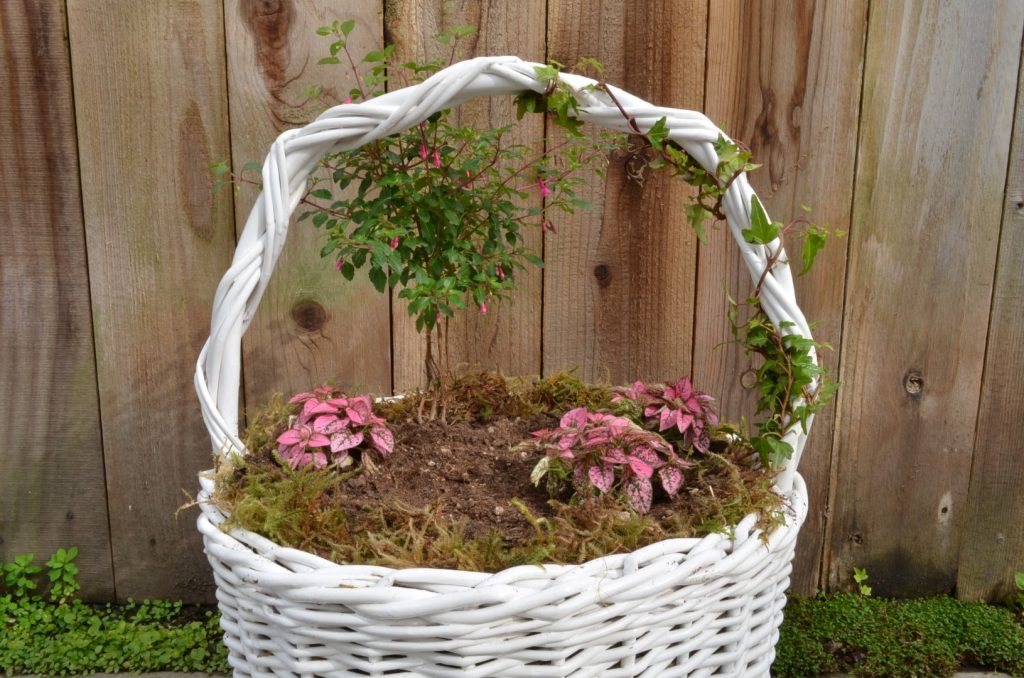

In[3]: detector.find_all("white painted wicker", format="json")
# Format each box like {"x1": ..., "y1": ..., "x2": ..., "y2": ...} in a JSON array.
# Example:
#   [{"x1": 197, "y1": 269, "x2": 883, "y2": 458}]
[{"x1": 195, "y1": 56, "x2": 817, "y2": 677}]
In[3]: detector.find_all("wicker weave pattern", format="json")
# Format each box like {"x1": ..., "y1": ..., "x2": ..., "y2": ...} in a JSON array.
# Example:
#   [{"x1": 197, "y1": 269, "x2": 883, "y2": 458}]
[{"x1": 195, "y1": 56, "x2": 816, "y2": 677}]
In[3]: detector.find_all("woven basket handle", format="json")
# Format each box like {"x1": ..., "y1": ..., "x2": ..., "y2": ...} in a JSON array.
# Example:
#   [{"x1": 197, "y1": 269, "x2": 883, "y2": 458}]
[{"x1": 195, "y1": 56, "x2": 817, "y2": 493}]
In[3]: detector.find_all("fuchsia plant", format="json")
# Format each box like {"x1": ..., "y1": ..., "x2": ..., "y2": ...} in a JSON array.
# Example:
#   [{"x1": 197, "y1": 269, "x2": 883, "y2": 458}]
[
  {"x1": 527, "y1": 407, "x2": 690, "y2": 514},
  {"x1": 614, "y1": 377, "x2": 719, "y2": 454},
  {"x1": 276, "y1": 386, "x2": 394, "y2": 470}
]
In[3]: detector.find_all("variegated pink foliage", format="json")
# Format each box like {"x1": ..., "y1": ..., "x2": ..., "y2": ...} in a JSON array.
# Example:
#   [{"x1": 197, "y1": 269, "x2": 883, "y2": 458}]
[
  {"x1": 528, "y1": 407, "x2": 690, "y2": 514},
  {"x1": 277, "y1": 387, "x2": 394, "y2": 470},
  {"x1": 614, "y1": 377, "x2": 719, "y2": 454}
]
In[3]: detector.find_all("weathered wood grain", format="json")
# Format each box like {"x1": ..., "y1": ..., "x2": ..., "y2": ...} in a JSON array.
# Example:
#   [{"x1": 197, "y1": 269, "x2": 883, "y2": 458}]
[
  {"x1": 699, "y1": 0, "x2": 868, "y2": 596},
  {"x1": 956, "y1": 49, "x2": 1024, "y2": 602},
  {"x1": 386, "y1": 0, "x2": 546, "y2": 390},
  {"x1": 544, "y1": 0, "x2": 706, "y2": 384},
  {"x1": 826, "y1": 1, "x2": 1023, "y2": 597},
  {"x1": 225, "y1": 0, "x2": 390, "y2": 409},
  {"x1": 67, "y1": 0, "x2": 234, "y2": 602},
  {"x1": 0, "y1": 0, "x2": 112, "y2": 600}
]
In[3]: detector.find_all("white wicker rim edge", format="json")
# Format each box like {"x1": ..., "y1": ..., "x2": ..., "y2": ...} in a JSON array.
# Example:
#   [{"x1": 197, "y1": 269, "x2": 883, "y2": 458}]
[{"x1": 193, "y1": 56, "x2": 817, "y2": 678}]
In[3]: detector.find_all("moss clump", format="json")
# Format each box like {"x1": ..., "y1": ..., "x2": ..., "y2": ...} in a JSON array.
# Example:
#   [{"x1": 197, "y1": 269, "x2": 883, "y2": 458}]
[
  {"x1": 214, "y1": 371, "x2": 786, "y2": 573},
  {"x1": 774, "y1": 593, "x2": 1024, "y2": 677}
]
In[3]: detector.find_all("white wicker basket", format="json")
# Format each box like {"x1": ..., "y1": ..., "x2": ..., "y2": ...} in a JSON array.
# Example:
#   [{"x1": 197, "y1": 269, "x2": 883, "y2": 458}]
[{"x1": 196, "y1": 56, "x2": 816, "y2": 678}]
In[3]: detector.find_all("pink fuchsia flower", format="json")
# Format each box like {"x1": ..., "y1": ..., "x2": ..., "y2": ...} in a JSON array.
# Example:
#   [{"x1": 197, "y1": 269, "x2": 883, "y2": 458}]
[
  {"x1": 496, "y1": 266, "x2": 505, "y2": 280},
  {"x1": 479, "y1": 302, "x2": 488, "y2": 315},
  {"x1": 541, "y1": 220, "x2": 557, "y2": 235},
  {"x1": 433, "y1": 149, "x2": 441, "y2": 168},
  {"x1": 390, "y1": 236, "x2": 400, "y2": 249},
  {"x1": 537, "y1": 178, "x2": 552, "y2": 198},
  {"x1": 419, "y1": 143, "x2": 428, "y2": 161},
  {"x1": 344, "y1": 95, "x2": 353, "y2": 105},
  {"x1": 335, "y1": 257, "x2": 345, "y2": 271}
]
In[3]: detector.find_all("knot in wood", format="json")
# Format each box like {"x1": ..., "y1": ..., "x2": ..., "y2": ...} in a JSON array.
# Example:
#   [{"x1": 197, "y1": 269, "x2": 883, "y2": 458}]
[
  {"x1": 593, "y1": 264, "x2": 612, "y2": 288},
  {"x1": 740, "y1": 369, "x2": 758, "y2": 390},
  {"x1": 291, "y1": 299, "x2": 327, "y2": 332},
  {"x1": 903, "y1": 370, "x2": 924, "y2": 398}
]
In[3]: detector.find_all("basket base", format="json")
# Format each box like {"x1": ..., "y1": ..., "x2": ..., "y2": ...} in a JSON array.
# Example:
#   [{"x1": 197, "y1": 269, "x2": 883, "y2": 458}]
[{"x1": 198, "y1": 473, "x2": 807, "y2": 677}]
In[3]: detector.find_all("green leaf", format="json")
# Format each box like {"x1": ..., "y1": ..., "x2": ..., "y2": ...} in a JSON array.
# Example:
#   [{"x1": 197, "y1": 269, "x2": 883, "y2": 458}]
[
  {"x1": 368, "y1": 267, "x2": 387, "y2": 293},
  {"x1": 310, "y1": 188, "x2": 332, "y2": 200},
  {"x1": 316, "y1": 25, "x2": 332, "y2": 36},
  {"x1": 318, "y1": 56, "x2": 341, "y2": 65},
  {"x1": 522, "y1": 253, "x2": 544, "y2": 267},
  {"x1": 1015, "y1": 571, "x2": 1024, "y2": 591},
  {"x1": 647, "y1": 116, "x2": 669, "y2": 150},
  {"x1": 340, "y1": 262, "x2": 355, "y2": 281},
  {"x1": 751, "y1": 434, "x2": 793, "y2": 468},
  {"x1": 685, "y1": 204, "x2": 711, "y2": 244},
  {"x1": 800, "y1": 229, "x2": 827, "y2": 275},
  {"x1": 743, "y1": 196, "x2": 779, "y2": 245},
  {"x1": 340, "y1": 19, "x2": 356, "y2": 36}
]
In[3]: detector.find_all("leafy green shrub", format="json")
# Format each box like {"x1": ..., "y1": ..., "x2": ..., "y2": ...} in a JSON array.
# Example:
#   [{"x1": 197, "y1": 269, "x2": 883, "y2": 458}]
[
  {"x1": 0, "y1": 548, "x2": 229, "y2": 676},
  {"x1": 774, "y1": 592, "x2": 1024, "y2": 677}
]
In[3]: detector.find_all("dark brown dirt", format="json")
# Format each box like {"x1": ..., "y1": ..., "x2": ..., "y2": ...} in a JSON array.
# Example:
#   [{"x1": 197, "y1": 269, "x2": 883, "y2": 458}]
[{"x1": 334, "y1": 414, "x2": 557, "y2": 543}]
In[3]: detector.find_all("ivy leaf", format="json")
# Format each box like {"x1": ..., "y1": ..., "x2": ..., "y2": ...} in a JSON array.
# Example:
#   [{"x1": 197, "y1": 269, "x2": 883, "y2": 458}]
[
  {"x1": 800, "y1": 228, "x2": 827, "y2": 275},
  {"x1": 647, "y1": 116, "x2": 669, "y2": 150},
  {"x1": 743, "y1": 195, "x2": 780, "y2": 245},
  {"x1": 751, "y1": 434, "x2": 793, "y2": 468},
  {"x1": 685, "y1": 204, "x2": 711, "y2": 244}
]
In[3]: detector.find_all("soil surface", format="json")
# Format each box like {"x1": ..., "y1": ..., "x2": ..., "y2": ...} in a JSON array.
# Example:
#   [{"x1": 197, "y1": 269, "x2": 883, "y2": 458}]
[{"x1": 334, "y1": 414, "x2": 557, "y2": 543}]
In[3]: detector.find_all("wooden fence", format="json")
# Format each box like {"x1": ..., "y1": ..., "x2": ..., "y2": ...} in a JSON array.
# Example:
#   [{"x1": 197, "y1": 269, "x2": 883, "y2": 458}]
[{"x1": 2, "y1": 0, "x2": 1022, "y2": 604}]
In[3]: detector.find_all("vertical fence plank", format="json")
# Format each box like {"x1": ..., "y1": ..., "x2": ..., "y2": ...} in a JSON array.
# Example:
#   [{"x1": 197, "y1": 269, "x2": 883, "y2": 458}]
[
  {"x1": 698, "y1": 1, "x2": 868, "y2": 596},
  {"x1": 0, "y1": 0, "x2": 112, "y2": 599},
  {"x1": 826, "y1": 2, "x2": 1023, "y2": 597},
  {"x1": 386, "y1": 0, "x2": 546, "y2": 390},
  {"x1": 224, "y1": 1, "x2": 389, "y2": 408},
  {"x1": 67, "y1": 0, "x2": 234, "y2": 602},
  {"x1": 957, "y1": 52, "x2": 1024, "y2": 602},
  {"x1": 544, "y1": 0, "x2": 706, "y2": 384}
]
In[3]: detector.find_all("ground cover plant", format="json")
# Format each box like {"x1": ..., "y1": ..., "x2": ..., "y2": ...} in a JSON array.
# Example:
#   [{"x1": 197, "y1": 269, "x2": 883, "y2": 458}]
[
  {"x1": 0, "y1": 549, "x2": 229, "y2": 676},
  {"x1": 774, "y1": 592, "x2": 1024, "y2": 677}
]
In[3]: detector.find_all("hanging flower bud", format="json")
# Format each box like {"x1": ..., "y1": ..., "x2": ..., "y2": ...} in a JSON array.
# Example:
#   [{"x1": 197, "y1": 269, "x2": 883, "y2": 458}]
[
  {"x1": 419, "y1": 143, "x2": 428, "y2": 161},
  {"x1": 480, "y1": 302, "x2": 488, "y2": 315},
  {"x1": 538, "y1": 178, "x2": 552, "y2": 198},
  {"x1": 433, "y1": 149, "x2": 441, "y2": 168},
  {"x1": 390, "y1": 236, "x2": 400, "y2": 249},
  {"x1": 344, "y1": 95, "x2": 353, "y2": 105},
  {"x1": 496, "y1": 266, "x2": 505, "y2": 280},
  {"x1": 336, "y1": 258, "x2": 345, "y2": 271}
]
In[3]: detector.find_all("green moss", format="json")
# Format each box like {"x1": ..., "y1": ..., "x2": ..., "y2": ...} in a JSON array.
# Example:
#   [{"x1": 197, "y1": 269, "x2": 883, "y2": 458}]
[
  {"x1": 217, "y1": 371, "x2": 785, "y2": 573},
  {"x1": 774, "y1": 593, "x2": 1024, "y2": 677}
]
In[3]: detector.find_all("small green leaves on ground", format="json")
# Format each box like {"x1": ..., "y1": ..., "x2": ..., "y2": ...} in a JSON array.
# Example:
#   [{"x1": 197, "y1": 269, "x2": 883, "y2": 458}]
[
  {"x1": 774, "y1": 593, "x2": 1024, "y2": 678},
  {"x1": 0, "y1": 548, "x2": 229, "y2": 677}
]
